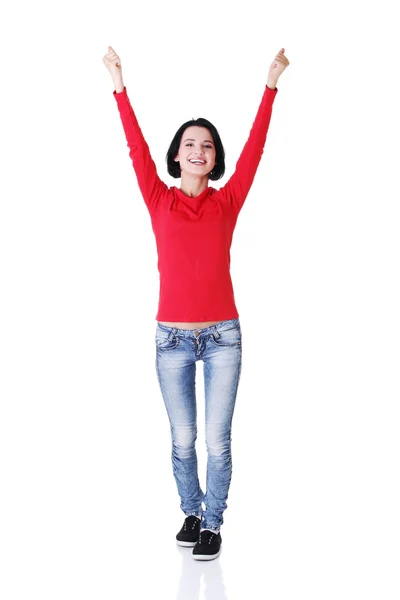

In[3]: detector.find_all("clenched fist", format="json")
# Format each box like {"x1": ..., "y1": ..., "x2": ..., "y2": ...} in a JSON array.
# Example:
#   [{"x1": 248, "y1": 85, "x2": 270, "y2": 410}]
[
  {"x1": 267, "y1": 48, "x2": 290, "y2": 89},
  {"x1": 103, "y1": 46, "x2": 124, "y2": 91}
]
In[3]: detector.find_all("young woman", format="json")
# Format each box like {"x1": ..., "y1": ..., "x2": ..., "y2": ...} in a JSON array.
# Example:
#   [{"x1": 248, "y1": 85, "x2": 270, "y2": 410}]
[{"x1": 103, "y1": 45, "x2": 289, "y2": 560}]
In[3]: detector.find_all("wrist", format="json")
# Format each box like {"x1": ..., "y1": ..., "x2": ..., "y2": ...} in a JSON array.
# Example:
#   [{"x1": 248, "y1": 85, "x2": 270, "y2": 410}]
[
  {"x1": 266, "y1": 81, "x2": 277, "y2": 90},
  {"x1": 114, "y1": 81, "x2": 125, "y2": 93},
  {"x1": 112, "y1": 74, "x2": 124, "y2": 93}
]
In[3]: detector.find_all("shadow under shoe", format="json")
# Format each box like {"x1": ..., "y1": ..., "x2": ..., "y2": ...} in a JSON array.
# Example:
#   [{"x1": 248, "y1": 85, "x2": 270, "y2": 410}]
[{"x1": 176, "y1": 515, "x2": 201, "y2": 547}]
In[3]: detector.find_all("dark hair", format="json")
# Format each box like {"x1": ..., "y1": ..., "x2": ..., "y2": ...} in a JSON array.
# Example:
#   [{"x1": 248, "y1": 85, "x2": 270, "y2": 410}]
[{"x1": 166, "y1": 118, "x2": 225, "y2": 181}]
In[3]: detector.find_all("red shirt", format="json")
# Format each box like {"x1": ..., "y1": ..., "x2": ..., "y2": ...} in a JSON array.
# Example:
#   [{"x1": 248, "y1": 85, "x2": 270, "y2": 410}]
[{"x1": 113, "y1": 84, "x2": 278, "y2": 322}]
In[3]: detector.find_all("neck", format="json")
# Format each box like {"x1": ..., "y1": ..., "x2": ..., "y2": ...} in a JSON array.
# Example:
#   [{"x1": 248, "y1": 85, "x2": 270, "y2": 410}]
[{"x1": 179, "y1": 173, "x2": 209, "y2": 198}]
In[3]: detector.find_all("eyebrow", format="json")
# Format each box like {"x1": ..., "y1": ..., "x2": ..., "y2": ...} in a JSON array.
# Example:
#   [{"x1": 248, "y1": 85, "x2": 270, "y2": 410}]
[{"x1": 183, "y1": 138, "x2": 214, "y2": 145}]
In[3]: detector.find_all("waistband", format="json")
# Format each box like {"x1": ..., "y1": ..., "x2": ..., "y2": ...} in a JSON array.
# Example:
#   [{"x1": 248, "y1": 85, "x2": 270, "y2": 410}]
[{"x1": 156, "y1": 317, "x2": 241, "y2": 337}]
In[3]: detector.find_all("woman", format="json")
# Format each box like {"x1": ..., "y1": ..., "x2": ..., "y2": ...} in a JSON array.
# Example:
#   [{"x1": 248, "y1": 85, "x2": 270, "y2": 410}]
[{"x1": 103, "y1": 45, "x2": 289, "y2": 560}]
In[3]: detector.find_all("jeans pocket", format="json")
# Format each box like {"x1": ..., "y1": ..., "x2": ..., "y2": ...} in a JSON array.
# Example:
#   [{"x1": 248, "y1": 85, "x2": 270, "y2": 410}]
[
  {"x1": 155, "y1": 332, "x2": 180, "y2": 351},
  {"x1": 210, "y1": 326, "x2": 242, "y2": 348}
]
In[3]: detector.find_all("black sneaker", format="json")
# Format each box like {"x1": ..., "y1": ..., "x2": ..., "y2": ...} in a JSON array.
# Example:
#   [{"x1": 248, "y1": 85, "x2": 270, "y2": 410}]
[
  {"x1": 176, "y1": 515, "x2": 201, "y2": 547},
  {"x1": 192, "y1": 529, "x2": 222, "y2": 560}
]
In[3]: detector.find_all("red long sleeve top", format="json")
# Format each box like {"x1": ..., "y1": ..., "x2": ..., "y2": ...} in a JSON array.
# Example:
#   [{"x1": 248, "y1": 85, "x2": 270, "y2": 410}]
[{"x1": 113, "y1": 84, "x2": 278, "y2": 322}]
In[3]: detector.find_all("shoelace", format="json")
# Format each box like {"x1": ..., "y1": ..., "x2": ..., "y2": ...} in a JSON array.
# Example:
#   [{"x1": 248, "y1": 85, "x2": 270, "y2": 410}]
[
  {"x1": 198, "y1": 531, "x2": 215, "y2": 545},
  {"x1": 184, "y1": 516, "x2": 200, "y2": 531}
]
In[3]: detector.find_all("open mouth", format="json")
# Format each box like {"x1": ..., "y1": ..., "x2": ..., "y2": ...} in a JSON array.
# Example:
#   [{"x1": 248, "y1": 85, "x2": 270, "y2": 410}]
[{"x1": 188, "y1": 159, "x2": 206, "y2": 165}]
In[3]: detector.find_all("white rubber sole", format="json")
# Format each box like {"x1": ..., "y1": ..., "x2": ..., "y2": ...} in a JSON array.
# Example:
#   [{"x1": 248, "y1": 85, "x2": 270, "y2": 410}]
[
  {"x1": 192, "y1": 549, "x2": 221, "y2": 560},
  {"x1": 176, "y1": 540, "x2": 197, "y2": 547}
]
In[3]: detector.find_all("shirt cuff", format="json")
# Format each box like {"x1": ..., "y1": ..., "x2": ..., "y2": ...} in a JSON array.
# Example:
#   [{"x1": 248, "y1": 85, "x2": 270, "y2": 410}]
[{"x1": 113, "y1": 86, "x2": 127, "y2": 96}]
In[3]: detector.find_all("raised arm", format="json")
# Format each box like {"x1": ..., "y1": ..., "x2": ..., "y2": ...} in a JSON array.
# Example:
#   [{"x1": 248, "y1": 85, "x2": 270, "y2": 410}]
[
  {"x1": 218, "y1": 48, "x2": 289, "y2": 215},
  {"x1": 103, "y1": 47, "x2": 168, "y2": 214}
]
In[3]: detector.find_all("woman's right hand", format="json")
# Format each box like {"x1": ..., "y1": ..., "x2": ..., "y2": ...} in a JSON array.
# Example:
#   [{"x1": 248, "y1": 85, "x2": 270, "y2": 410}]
[{"x1": 103, "y1": 46, "x2": 124, "y2": 90}]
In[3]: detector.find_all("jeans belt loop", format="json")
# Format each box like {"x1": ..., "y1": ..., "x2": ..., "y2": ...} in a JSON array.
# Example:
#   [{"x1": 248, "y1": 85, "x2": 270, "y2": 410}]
[{"x1": 212, "y1": 325, "x2": 220, "y2": 340}]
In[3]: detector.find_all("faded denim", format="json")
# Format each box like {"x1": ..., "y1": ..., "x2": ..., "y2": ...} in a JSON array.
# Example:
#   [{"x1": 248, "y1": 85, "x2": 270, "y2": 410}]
[{"x1": 155, "y1": 318, "x2": 242, "y2": 531}]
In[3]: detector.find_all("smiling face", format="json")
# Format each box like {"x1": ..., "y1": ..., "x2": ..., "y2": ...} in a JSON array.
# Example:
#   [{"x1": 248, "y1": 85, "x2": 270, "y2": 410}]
[{"x1": 174, "y1": 126, "x2": 217, "y2": 177}]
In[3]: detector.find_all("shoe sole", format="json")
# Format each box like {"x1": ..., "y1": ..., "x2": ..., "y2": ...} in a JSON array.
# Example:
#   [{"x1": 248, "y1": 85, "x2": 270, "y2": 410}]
[
  {"x1": 176, "y1": 540, "x2": 198, "y2": 547},
  {"x1": 192, "y1": 549, "x2": 221, "y2": 560}
]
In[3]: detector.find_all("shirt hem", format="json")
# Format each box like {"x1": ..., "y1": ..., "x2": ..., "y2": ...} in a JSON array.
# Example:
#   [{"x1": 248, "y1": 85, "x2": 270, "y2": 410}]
[{"x1": 155, "y1": 314, "x2": 239, "y2": 322}]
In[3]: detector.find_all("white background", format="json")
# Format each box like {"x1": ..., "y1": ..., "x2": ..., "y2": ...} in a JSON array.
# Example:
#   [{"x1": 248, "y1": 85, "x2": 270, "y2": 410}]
[{"x1": 1, "y1": 0, "x2": 399, "y2": 598}]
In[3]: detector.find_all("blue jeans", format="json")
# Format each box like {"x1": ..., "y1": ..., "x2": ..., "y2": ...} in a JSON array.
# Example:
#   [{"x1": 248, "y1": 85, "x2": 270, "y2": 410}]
[{"x1": 155, "y1": 318, "x2": 242, "y2": 531}]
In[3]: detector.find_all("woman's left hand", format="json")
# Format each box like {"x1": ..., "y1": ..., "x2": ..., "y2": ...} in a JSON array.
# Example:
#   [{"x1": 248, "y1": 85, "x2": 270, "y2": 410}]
[{"x1": 267, "y1": 48, "x2": 290, "y2": 88}]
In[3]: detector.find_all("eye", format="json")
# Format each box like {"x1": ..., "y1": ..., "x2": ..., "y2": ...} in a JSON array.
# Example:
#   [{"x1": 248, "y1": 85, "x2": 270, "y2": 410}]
[{"x1": 185, "y1": 143, "x2": 213, "y2": 148}]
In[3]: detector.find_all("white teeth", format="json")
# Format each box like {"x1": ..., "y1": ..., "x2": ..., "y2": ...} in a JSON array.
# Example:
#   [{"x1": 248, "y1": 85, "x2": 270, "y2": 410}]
[{"x1": 189, "y1": 160, "x2": 205, "y2": 164}]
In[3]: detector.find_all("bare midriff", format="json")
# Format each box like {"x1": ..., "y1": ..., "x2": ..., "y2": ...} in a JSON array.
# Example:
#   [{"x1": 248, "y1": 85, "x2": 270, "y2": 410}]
[{"x1": 158, "y1": 320, "x2": 225, "y2": 330}]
